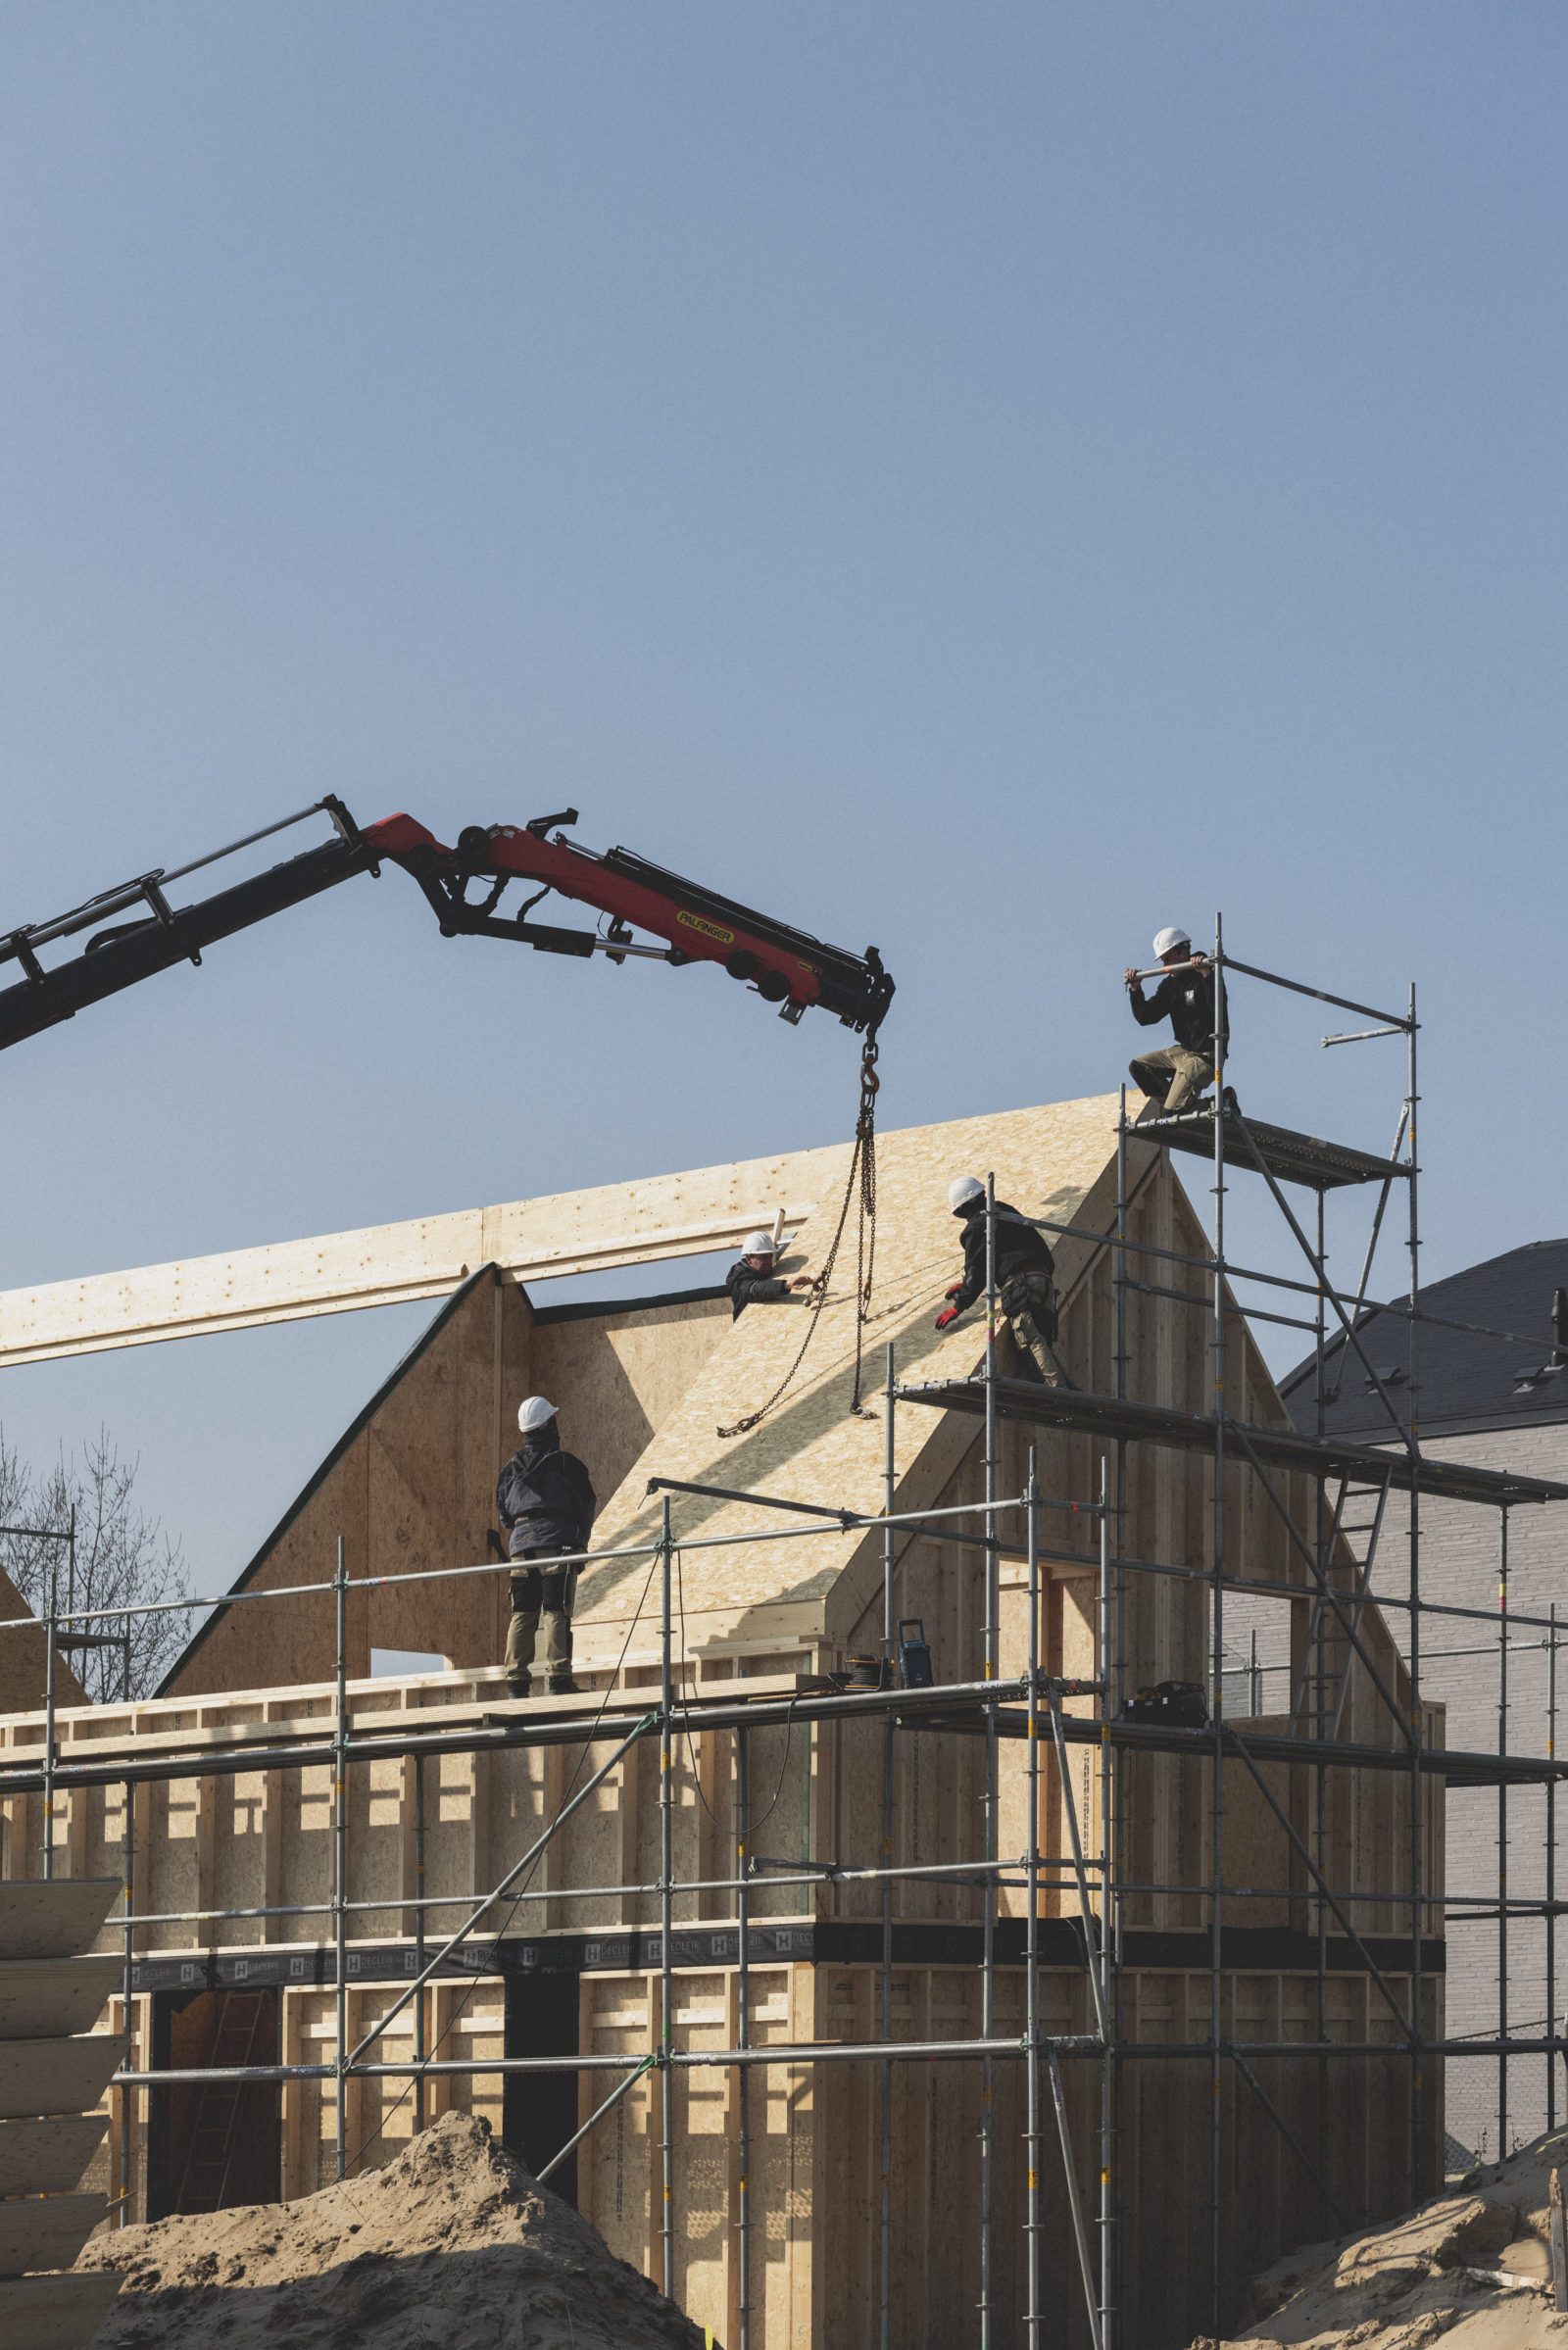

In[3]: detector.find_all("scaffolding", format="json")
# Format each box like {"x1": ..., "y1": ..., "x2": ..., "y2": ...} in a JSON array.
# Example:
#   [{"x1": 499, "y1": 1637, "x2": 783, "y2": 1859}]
[{"x1": 4, "y1": 925, "x2": 1568, "y2": 2347}]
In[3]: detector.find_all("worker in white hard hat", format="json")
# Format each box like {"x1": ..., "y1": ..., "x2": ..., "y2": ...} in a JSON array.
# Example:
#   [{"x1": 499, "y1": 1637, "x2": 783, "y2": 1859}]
[
  {"x1": 724, "y1": 1228, "x2": 814, "y2": 1321},
  {"x1": 1123, "y1": 926, "x2": 1231, "y2": 1118},
  {"x1": 934, "y1": 1177, "x2": 1075, "y2": 1388},
  {"x1": 496, "y1": 1397, "x2": 597, "y2": 1700}
]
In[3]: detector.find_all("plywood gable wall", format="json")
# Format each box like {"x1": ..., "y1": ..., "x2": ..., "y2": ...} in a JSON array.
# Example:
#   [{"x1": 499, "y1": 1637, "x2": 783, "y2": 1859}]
[
  {"x1": 166, "y1": 1271, "x2": 528, "y2": 1696},
  {"x1": 0, "y1": 1564, "x2": 85, "y2": 1711},
  {"x1": 162, "y1": 1276, "x2": 732, "y2": 1700}
]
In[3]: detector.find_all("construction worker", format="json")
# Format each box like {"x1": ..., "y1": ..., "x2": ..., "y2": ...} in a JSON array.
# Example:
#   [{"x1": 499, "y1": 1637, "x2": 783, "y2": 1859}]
[
  {"x1": 498, "y1": 1396, "x2": 596, "y2": 1701},
  {"x1": 1124, "y1": 925, "x2": 1232, "y2": 1115},
  {"x1": 935, "y1": 1178, "x2": 1075, "y2": 1388},
  {"x1": 725, "y1": 1229, "x2": 814, "y2": 1320}
]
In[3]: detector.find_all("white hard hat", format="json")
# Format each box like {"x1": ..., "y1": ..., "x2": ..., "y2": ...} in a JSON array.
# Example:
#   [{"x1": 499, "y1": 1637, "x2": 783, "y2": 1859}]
[
  {"x1": 948, "y1": 1176, "x2": 985, "y2": 1212},
  {"x1": 742, "y1": 1230, "x2": 776, "y2": 1257},
  {"x1": 1152, "y1": 926, "x2": 1191, "y2": 959},
  {"x1": 517, "y1": 1395, "x2": 559, "y2": 1433}
]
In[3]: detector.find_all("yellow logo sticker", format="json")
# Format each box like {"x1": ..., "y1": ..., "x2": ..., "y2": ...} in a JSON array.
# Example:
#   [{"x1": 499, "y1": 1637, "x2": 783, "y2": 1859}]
[{"x1": 676, "y1": 909, "x2": 735, "y2": 946}]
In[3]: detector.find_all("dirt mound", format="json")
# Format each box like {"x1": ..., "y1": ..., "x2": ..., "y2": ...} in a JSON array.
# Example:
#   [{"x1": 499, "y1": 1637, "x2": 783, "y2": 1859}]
[
  {"x1": 76, "y1": 2110, "x2": 707, "y2": 2350},
  {"x1": 1191, "y1": 2123, "x2": 1568, "y2": 2348}
]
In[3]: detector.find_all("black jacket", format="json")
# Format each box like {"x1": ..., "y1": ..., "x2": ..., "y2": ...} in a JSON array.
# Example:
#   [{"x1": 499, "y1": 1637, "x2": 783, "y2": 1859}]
[
  {"x1": 1130, "y1": 963, "x2": 1229, "y2": 1057},
  {"x1": 497, "y1": 1437, "x2": 597, "y2": 1560},
  {"x1": 726, "y1": 1258, "x2": 793, "y2": 1320},
  {"x1": 950, "y1": 1199, "x2": 1055, "y2": 1315}
]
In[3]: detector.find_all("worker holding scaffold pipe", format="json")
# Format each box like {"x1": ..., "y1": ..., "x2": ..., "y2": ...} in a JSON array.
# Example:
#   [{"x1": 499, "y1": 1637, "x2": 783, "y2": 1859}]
[{"x1": 1124, "y1": 923, "x2": 1234, "y2": 1119}]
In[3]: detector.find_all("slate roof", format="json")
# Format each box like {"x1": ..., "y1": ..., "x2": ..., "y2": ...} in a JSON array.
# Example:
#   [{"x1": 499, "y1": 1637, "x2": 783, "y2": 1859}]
[{"x1": 1279, "y1": 1238, "x2": 1568, "y2": 1444}]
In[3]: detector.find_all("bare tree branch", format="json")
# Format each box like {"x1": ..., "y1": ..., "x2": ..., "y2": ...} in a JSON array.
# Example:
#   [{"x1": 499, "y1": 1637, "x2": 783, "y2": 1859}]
[{"x1": 0, "y1": 1426, "x2": 189, "y2": 1699}]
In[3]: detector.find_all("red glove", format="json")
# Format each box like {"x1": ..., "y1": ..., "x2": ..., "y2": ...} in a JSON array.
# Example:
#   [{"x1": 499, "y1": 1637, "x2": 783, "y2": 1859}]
[
  {"x1": 935, "y1": 1307, "x2": 959, "y2": 1331},
  {"x1": 944, "y1": 1284, "x2": 963, "y2": 1299}
]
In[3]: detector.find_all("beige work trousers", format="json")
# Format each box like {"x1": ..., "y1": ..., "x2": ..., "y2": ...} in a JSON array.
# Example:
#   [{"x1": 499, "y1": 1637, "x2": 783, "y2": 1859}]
[
  {"x1": 1001, "y1": 1269, "x2": 1076, "y2": 1389},
  {"x1": 1129, "y1": 1043, "x2": 1213, "y2": 1112},
  {"x1": 505, "y1": 1558, "x2": 575, "y2": 1683}
]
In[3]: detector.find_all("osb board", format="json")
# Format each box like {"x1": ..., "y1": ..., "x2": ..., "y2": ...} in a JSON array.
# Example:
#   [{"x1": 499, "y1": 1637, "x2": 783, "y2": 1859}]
[
  {"x1": 531, "y1": 1293, "x2": 730, "y2": 1519},
  {"x1": 164, "y1": 1283, "x2": 729, "y2": 1701},
  {"x1": 166, "y1": 1274, "x2": 526, "y2": 1697},
  {"x1": 579, "y1": 1963, "x2": 817, "y2": 2349},
  {"x1": 1117, "y1": 1967, "x2": 1443, "y2": 2350},
  {"x1": 273, "y1": 1980, "x2": 506, "y2": 2200},
  {"x1": 579, "y1": 1960, "x2": 1437, "y2": 2350},
  {"x1": 0, "y1": 1564, "x2": 84, "y2": 1713},
  {"x1": 571, "y1": 1094, "x2": 1138, "y2": 1655},
  {"x1": 2, "y1": 1146, "x2": 1435, "y2": 1953},
  {"x1": 10, "y1": 1673, "x2": 1437, "y2": 1973},
  {"x1": 0, "y1": 1945, "x2": 1440, "y2": 2349},
  {"x1": 8, "y1": 1698, "x2": 819, "y2": 1952},
  {"x1": 0, "y1": 1141, "x2": 845, "y2": 1364}
]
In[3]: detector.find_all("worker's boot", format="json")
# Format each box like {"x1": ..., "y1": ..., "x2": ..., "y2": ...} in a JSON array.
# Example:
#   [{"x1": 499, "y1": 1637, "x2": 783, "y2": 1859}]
[{"x1": 547, "y1": 1622, "x2": 580, "y2": 1698}]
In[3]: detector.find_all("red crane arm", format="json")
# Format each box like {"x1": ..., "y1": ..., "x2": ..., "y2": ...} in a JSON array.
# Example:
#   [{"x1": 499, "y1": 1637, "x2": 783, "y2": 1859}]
[
  {"x1": 0, "y1": 798, "x2": 892, "y2": 1052},
  {"x1": 362, "y1": 810, "x2": 891, "y2": 1031}
]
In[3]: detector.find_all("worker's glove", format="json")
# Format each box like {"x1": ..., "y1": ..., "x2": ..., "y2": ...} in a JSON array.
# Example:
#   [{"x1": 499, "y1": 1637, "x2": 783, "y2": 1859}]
[
  {"x1": 944, "y1": 1284, "x2": 964, "y2": 1300},
  {"x1": 935, "y1": 1307, "x2": 960, "y2": 1331}
]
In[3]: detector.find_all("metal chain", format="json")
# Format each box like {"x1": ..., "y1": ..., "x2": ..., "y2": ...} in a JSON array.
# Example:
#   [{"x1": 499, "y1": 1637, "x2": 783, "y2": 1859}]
[
  {"x1": 716, "y1": 1029, "x2": 881, "y2": 1440},
  {"x1": 849, "y1": 1036, "x2": 879, "y2": 1412}
]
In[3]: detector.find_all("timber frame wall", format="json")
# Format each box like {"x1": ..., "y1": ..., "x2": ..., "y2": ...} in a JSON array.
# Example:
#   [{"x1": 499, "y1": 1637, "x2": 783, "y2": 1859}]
[{"x1": 3, "y1": 939, "x2": 1566, "y2": 2350}]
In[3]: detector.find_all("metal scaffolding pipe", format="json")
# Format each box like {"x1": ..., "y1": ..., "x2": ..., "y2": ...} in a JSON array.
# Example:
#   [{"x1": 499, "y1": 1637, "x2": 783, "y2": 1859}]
[{"x1": 19, "y1": 922, "x2": 1559, "y2": 2350}]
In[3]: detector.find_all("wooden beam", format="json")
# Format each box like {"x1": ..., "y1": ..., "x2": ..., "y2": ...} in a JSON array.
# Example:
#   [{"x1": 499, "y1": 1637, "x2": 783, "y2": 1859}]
[{"x1": 0, "y1": 1143, "x2": 845, "y2": 1368}]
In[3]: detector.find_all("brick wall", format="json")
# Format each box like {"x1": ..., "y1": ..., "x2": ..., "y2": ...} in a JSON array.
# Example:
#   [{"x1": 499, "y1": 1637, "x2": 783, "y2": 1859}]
[{"x1": 1230, "y1": 1421, "x2": 1568, "y2": 2162}]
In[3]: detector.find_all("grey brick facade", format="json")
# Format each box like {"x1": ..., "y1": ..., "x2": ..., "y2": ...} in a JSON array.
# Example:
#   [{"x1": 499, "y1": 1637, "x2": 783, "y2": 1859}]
[{"x1": 1273, "y1": 1237, "x2": 1568, "y2": 2164}]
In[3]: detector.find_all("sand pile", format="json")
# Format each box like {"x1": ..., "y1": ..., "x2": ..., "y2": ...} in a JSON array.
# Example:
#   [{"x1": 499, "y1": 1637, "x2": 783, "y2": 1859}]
[
  {"x1": 1192, "y1": 2124, "x2": 1568, "y2": 2348},
  {"x1": 75, "y1": 2110, "x2": 707, "y2": 2350}
]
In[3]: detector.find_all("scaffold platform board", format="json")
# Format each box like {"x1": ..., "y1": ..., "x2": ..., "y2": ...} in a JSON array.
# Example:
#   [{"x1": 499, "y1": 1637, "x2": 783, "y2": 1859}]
[
  {"x1": 906, "y1": 1703, "x2": 1564, "y2": 1788},
  {"x1": 1140, "y1": 1102, "x2": 1409, "y2": 1190},
  {"x1": 895, "y1": 1375, "x2": 1568, "y2": 1507}
]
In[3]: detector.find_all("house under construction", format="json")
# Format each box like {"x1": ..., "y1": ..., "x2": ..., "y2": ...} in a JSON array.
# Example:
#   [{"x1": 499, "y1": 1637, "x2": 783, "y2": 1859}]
[{"x1": 3, "y1": 946, "x2": 1565, "y2": 2349}]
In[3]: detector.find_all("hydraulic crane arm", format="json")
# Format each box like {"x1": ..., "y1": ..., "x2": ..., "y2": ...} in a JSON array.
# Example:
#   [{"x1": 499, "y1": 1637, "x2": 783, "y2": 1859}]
[{"x1": 0, "y1": 798, "x2": 894, "y2": 1054}]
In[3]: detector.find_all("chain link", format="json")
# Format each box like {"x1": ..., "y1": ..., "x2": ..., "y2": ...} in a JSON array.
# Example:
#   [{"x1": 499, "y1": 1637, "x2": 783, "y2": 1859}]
[{"x1": 716, "y1": 1027, "x2": 882, "y2": 1441}]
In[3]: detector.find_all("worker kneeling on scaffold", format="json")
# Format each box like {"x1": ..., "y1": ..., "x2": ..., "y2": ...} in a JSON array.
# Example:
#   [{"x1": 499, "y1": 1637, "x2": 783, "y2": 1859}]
[
  {"x1": 725, "y1": 1228, "x2": 814, "y2": 1319},
  {"x1": 498, "y1": 1396, "x2": 597, "y2": 1702},
  {"x1": 1124, "y1": 924, "x2": 1233, "y2": 1118},
  {"x1": 934, "y1": 1177, "x2": 1076, "y2": 1389}
]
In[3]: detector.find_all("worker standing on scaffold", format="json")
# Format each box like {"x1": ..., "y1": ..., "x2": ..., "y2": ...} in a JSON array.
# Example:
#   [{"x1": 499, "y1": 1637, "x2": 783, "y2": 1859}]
[
  {"x1": 498, "y1": 1396, "x2": 596, "y2": 1702},
  {"x1": 935, "y1": 1177, "x2": 1076, "y2": 1389},
  {"x1": 1124, "y1": 924, "x2": 1233, "y2": 1117}
]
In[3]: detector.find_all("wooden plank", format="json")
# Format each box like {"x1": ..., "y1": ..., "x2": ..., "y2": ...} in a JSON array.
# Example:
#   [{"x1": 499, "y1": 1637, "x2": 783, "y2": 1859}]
[
  {"x1": 0, "y1": 1954, "x2": 122, "y2": 2041},
  {"x1": 0, "y1": 2189, "x2": 105, "y2": 2275},
  {"x1": 0, "y1": 1879, "x2": 121, "y2": 1962},
  {"x1": 0, "y1": 2112, "x2": 108, "y2": 2197},
  {"x1": 0, "y1": 2033, "x2": 126, "y2": 2121},
  {"x1": 0, "y1": 1143, "x2": 845, "y2": 1366}
]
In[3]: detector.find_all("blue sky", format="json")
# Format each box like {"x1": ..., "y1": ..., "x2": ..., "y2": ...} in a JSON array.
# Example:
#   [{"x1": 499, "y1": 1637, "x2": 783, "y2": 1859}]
[{"x1": 2, "y1": 5, "x2": 1565, "y2": 1589}]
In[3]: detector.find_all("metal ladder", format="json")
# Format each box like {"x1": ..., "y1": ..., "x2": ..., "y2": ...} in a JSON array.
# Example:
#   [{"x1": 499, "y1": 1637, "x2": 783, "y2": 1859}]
[
  {"x1": 173, "y1": 1988, "x2": 269, "y2": 2213},
  {"x1": 1289, "y1": 1466, "x2": 1394, "y2": 1741}
]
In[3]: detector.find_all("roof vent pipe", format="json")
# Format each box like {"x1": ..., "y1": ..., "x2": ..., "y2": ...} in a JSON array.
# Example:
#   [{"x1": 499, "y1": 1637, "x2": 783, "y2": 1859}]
[{"x1": 1553, "y1": 1287, "x2": 1568, "y2": 1367}]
